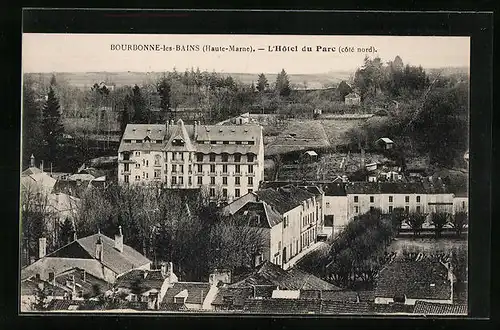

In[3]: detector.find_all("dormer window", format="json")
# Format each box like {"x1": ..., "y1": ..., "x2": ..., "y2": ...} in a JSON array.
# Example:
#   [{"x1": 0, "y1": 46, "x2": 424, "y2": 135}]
[
  {"x1": 144, "y1": 136, "x2": 151, "y2": 142},
  {"x1": 172, "y1": 138, "x2": 185, "y2": 147}
]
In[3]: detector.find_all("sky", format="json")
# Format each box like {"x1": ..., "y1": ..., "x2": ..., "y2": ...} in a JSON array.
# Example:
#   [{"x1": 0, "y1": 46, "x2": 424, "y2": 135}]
[{"x1": 22, "y1": 34, "x2": 470, "y2": 74}]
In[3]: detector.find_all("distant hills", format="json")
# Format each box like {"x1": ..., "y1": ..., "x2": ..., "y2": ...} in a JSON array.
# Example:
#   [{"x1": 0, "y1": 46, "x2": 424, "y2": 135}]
[{"x1": 24, "y1": 66, "x2": 468, "y2": 90}]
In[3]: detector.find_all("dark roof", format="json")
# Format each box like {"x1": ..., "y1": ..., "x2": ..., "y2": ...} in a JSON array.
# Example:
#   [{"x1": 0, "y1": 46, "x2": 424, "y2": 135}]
[
  {"x1": 374, "y1": 260, "x2": 451, "y2": 300},
  {"x1": 21, "y1": 277, "x2": 68, "y2": 297},
  {"x1": 345, "y1": 182, "x2": 450, "y2": 194},
  {"x1": 322, "y1": 182, "x2": 347, "y2": 196},
  {"x1": 299, "y1": 289, "x2": 358, "y2": 302},
  {"x1": 54, "y1": 267, "x2": 110, "y2": 298},
  {"x1": 413, "y1": 301, "x2": 467, "y2": 315},
  {"x1": 115, "y1": 269, "x2": 167, "y2": 294},
  {"x1": 162, "y1": 282, "x2": 211, "y2": 305},
  {"x1": 370, "y1": 303, "x2": 415, "y2": 314},
  {"x1": 242, "y1": 298, "x2": 371, "y2": 314},
  {"x1": 230, "y1": 261, "x2": 339, "y2": 291},
  {"x1": 255, "y1": 185, "x2": 315, "y2": 214},
  {"x1": 52, "y1": 179, "x2": 90, "y2": 198},
  {"x1": 46, "y1": 299, "x2": 103, "y2": 311},
  {"x1": 234, "y1": 201, "x2": 282, "y2": 228},
  {"x1": 259, "y1": 182, "x2": 324, "y2": 197},
  {"x1": 212, "y1": 287, "x2": 253, "y2": 308}
]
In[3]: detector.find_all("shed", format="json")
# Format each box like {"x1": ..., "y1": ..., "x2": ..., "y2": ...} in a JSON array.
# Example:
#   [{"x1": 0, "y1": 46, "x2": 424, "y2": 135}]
[
  {"x1": 303, "y1": 150, "x2": 318, "y2": 162},
  {"x1": 375, "y1": 137, "x2": 395, "y2": 150}
]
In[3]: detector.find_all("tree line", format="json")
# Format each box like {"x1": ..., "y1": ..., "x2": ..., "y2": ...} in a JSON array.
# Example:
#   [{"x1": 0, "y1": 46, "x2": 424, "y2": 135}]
[{"x1": 21, "y1": 182, "x2": 263, "y2": 282}]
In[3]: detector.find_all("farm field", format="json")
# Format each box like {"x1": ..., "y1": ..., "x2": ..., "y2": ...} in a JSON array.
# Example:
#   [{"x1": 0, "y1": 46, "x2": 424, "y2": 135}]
[{"x1": 320, "y1": 119, "x2": 368, "y2": 146}]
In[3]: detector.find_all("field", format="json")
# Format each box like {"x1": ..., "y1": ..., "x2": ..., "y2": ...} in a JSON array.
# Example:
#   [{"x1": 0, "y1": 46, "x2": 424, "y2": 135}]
[
  {"x1": 320, "y1": 118, "x2": 369, "y2": 146},
  {"x1": 265, "y1": 120, "x2": 330, "y2": 156}
]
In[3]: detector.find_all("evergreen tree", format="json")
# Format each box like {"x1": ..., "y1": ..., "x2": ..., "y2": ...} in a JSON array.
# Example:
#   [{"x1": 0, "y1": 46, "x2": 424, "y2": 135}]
[
  {"x1": 42, "y1": 87, "x2": 64, "y2": 160},
  {"x1": 59, "y1": 217, "x2": 75, "y2": 247},
  {"x1": 337, "y1": 80, "x2": 353, "y2": 101},
  {"x1": 157, "y1": 77, "x2": 172, "y2": 121},
  {"x1": 119, "y1": 103, "x2": 130, "y2": 134},
  {"x1": 256, "y1": 73, "x2": 269, "y2": 93},
  {"x1": 50, "y1": 74, "x2": 57, "y2": 87},
  {"x1": 131, "y1": 85, "x2": 148, "y2": 123},
  {"x1": 250, "y1": 81, "x2": 256, "y2": 92},
  {"x1": 275, "y1": 69, "x2": 291, "y2": 97}
]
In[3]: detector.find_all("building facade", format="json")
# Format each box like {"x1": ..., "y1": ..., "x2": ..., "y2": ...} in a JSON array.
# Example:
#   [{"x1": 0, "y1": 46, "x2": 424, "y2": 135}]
[{"x1": 118, "y1": 120, "x2": 264, "y2": 201}]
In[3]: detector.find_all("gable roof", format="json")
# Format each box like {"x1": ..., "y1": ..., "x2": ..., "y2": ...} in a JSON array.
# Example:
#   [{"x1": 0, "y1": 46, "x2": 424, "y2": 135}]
[
  {"x1": 196, "y1": 125, "x2": 261, "y2": 143},
  {"x1": 20, "y1": 171, "x2": 57, "y2": 192},
  {"x1": 54, "y1": 267, "x2": 111, "y2": 298},
  {"x1": 322, "y1": 182, "x2": 347, "y2": 196},
  {"x1": 242, "y1": 298, "x2": 371, "y2": 314},
  {"x1": 77, "y1": 234, "x2": 151, "y2": 275},
  {"x1": 345, "y1": 92, "x2": 360, "y2": 98},
  {"x1": 344, "y1": 182, "x2": 449, "y2": 195},
  {"x1": 162, "y1": 282, "x2": 211, "y2": 305},
  {"x1": 21, "y1": 277, "x2": 67, "y2": 297},
  {"x1": 115, "y1": 269, "x2": 168, "y2": 294},
  {"x1": 164, "y1": 119, "x2": 195, "y2": 152},
  {"x1": 234, "y1": 201, "x2": 283, "y2": 228},
  {"x1": 413, "y1": 300, "x2": 467, "y2": 315},
  {"x1": 374, "y1": 259, "x2": 451, "y2": 300},
  {"x1": 22, "y1": 167, "x2": 42, "y2": 176},
  {"x1": 299, "y1": 289, "x2": 358, "y2": 302},
  {"x1": 230, "y1": 261, "x2": 339, "y2": 291},
  {"x1": 212, "y1": 287, "x2": 254, "y2": 308},
  {"x1": 255, "y1": 185, "x2": 315, "y2": 214}
]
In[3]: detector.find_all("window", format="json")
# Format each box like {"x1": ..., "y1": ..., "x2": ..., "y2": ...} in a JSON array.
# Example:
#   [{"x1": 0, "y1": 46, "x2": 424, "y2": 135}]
[
  {"x1": 210, "y1": 188, "x2": 215, "y2": 197},
  {"x1": 370, "y1": 206, "x2": 375, "y2": 212},
  {"x1": 210, "y1": 164, "x2": 216, "y2": 173},
  {"x1": 355, "y1": 206, "x2": 359, "y2": 213},
  {"x1": 197, "y1": 164, "x2": 203, "y2": 173},
  {"x1": 248, "y1": 165, "x2": 254, "y2": 173},
  {"x1": 197, "y1": 176, "x2": 203, "y2": 185},
  {"x1": 326, "y1": 202, "x2": 330, "y2": 208},
  {"x1": 179, "y1": 176, "x2": 184, "y2": 184},
  {"x1": 324, "y1": 215, "x2": 334, "y2": 226},
  {"x1": 235, "y1": 189, "x2": 240, "y2": 198},
  {"x1": 172, "y1": 164, "x2": 177, "y2": 173},
  {"x1": 248, "y1": 177, "x2": 253, "y2": 185},
  {"x1": 223, "y1": 188, "x2": 227, "y2": 198},
  {"x1": 179, "y1": 165, "x2": 184, "y2": 173},
  {"x1": 354, "y1": 196, "x2": 359, "y2": 203},
  {"x1": 135, "y1": 151, "x2": 140, "y2": 156},
  {"x1": 416, "y1": 206, "x2": 421, "y2": 213},
  {"x1": 188, "y1": 165, "x2": 192, "y2": 173},
  {"x1": 462, "y1": 201, "x2": 466, "y2": 209},
  {"x1": 236, "y1": 141, "x2": 242, "y2": 145},
  {"x1": 235, "y1": 177, "x2": 240, "y2": 185},
  {"x1": 370, "y1": 196, "x2": 374, "y2": 203},
  {"x1": 154, "y1": 169, "x2": 161, "y2": 178},
  {"x1": 145, "y1": 172, "x2": 149, "y2": 179},
  {"x1": 210, "y1": 141, "x2": 217, "y2": 145},
  {"x1": 135, "y1": 175, "x2": 140, "y2": 181},
  {"x1": 234, "y1": 154, "x2": 241, "y2": 162},
  {"x1": 135, "y1": 163, "x2": 140, "y2": 169},
  {"x1": 284, "y1": 216, "x2": 288, "y2": 228},
  {"x1": 223, "y1": 164, "x2": 228, "y2": 173},
  {"x1": 146, "y1": 160, "x2": 149, "y2": 167},
  {"x1": 179, "y1": 152, "x2": 184, "y2": 160},
  {"x1": 416, "y1": 196, "x2": 421, "y2": 203},
  {"x1": 197, "y1": 153, "x2": 203, "y2": 162},
  {"x1": 405, "y1": 196, "x2": 410, "y2": 203},
  {"x1": 124, "y1": 163, "x2": 130, "y2": 172},
  {"x1": 154, "y1": 155, "x2": 161, "y2": 166},
  {"x1": 222, "y1": 154, "x2": 228, "y2": 162},
  {"x1": 389, "y1": 196, "x2": 393, "y2": 203},
  {"x1": 222, "y1": 177, "x2": 227, "y2": 185},
  {"x1": 247, "y1": 154, "x2": 254, "y2": 162},
  {"x1": 171, "y1": 176, "x2": 177, "y2": 185},
  {"x1": 210, "y1": 177, "x2": 215, "y2": 185},
  {"x1": 248, "y1": 189, "x2": 253, "y2": 194},
  {"x1": 124, "y1": 175, "x2": 129, "y2": 183},
  {"x1": 209, "y1": 154, "x2": 216, "y2": 162},
  {"x1": 235, "y1": 165, "x2": 241, "y2": 173},
  {"x1": 223, "y1": 141, "x2": 229, "y2": 145},
  {"x1": 405, "y1": 205, "x2": 410, "y2": 213},
  {"x1": 389, "y1": 206, "x2": 393, "y2": 213},
  {"x1": 188, "y1": 177, "x2": 192, "y2": 185}
]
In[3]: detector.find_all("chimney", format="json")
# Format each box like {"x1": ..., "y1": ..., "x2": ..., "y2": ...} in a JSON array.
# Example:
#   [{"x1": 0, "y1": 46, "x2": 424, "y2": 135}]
[
  {"x1": 114, "y1": 226, "x2": 124, "y2": 253},
  {"x1": 30, "y1": 154, "x2": 35, "y2": 167},
  {"x1": 38, "y1": 237, "x2": 47, "y2": 259},
  {"x1": 40, "y1": 160, "x2": 44, "y2": 172},
  {"x1": 194, "y1": 121, "x2": 198, "y2": 140},
  {"x1": 95, "y1": 234, "x2": 103, "y2": 261}
]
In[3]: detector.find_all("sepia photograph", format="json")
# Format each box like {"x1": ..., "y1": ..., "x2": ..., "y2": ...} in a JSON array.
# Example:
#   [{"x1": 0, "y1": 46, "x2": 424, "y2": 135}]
[{"x1": 20, "y1": 31, "x2": 471, "y2": 316}]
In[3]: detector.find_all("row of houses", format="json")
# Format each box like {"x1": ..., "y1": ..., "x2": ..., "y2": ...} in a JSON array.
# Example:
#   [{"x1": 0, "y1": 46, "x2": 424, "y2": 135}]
[{"x1": 23, "y1": 249, "x2": 466, "y2": 315}]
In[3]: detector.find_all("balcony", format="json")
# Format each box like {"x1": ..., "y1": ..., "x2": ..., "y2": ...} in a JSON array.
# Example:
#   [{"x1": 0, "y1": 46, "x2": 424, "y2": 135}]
[
  {"x1": 246, "y1": 172, "x2": 255, "y2": 177},
  {"x1": 154, "y1": 163, "x2": 162, "y2": 167},
  {"x1": 118, "y1": 159, "x2": 135, "y2": 164},
  {"x1": 121, "y1": 170, "x2": 131, "y2": 175}
]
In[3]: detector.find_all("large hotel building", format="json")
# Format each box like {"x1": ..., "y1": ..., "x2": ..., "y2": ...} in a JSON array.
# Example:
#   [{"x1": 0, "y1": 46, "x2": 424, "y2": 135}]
[{"x1": 117, "y1": 119, "x2": 264, "y2": 201}]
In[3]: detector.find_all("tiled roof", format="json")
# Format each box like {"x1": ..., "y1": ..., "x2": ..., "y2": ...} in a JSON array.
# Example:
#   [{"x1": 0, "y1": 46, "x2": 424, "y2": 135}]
[
  {"x1": 115, "y1": 269, "x2": 167, "y2": 294},
  {"x1": 345, "y1": 182, "x2": 450, "y2": 194},
  {"x1": 322, "y1": 182, "x2": 347, "y2": 196},
  {"x1": 164, "y1": 119, "x2": 196, "y2": 152},
  {"x1": 255, "y1": 185, "x2": 315, "y2": 214},
  {"x1": 413, "y1": 300, "x2": 467, "y2": 315},
  {"x1": 46, "y1": 299, "x2": 103, "y2": 311},
  {"x1": 230, "y1": 261, "x2": 339, "y2": 291},
  {"x1": 21, "y1": 257, "x2": 106, "y2": 282},
  {"x1": 122, "y1": 124, "x2": 166, "y2": 141},
  {"x1": 20, "y1": 172, "x2": 57, "y2": 192},
  {"x1": 212, "y1": 287, "x2": 253, "y2": 308},
  {"x1": 196, "y1": 125, "x2": 261, "y2": 143},
  {"x1": 22, "y1": 167, "x2": 42, "y2": 176},
  {"x1": 299, "y1": 289, "x2": 358, "y2": 302},
  {"x1": 374, "y1": 260, "x2": 451, "y2": 300},
  {"x1": 370, "y1": 303, "x2": 415, "y2": 314},
  {"x1": 234, "y1": 201, "x2": 282, "y2": 228},
  {"x1": 242, "y1": 298, "x2": 371, "y2": 314},
  {"x1": 52, "y1": 180, "x2": 90, "y2": 198},
  {"x1": 194, "y1": 143, "x2": 259, "y2": 155},
  {"x1": 77, "y1": 233, "x2": 151, "y2": 275},
  {"x1": 21, "y1": 277, "x2": 68, "y2": 297},
  {"x1": 162, "y1": 282, "x2": 211, "y2": 305},
  {"x1": 54, "y1": 267, "x2": 111, "y2": 298}
]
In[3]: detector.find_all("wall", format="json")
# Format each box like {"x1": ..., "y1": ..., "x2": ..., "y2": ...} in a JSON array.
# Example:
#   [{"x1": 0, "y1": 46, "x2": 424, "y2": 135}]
[
  {"x1": 269, "y1": 222, "x2": 284, "y2": 267},
  {"x1": 453, "y1": 196, "x2": 468, "y2": 214},
  {"x1": 324, "y1": 195, "x2": 348, "y2": 234}
]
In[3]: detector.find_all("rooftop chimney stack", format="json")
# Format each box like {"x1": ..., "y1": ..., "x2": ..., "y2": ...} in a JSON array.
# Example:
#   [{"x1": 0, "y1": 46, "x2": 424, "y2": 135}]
[
  {"x1": 38, "y1": 237, "x2": 47, "y2": 259},
  {"x1": 95, "y1": 233, "x2": 103, "y2": 261},
  {"x1": 194, "y1": 121, "x2": 198, "y2": 140},
  {"x1": 30, "y1": 154, "x2": 35, "y2": 168},
  {"x1": 114, "y1": 226, "x2": 124, "y2": 253}
]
